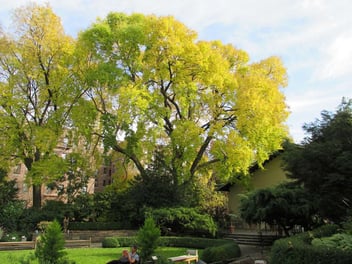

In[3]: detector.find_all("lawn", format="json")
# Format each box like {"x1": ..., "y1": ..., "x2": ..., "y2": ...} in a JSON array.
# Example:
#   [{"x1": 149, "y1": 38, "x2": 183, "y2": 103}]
[{"x1": 0, "y1": 247, "x2": 190, "y2": 264}]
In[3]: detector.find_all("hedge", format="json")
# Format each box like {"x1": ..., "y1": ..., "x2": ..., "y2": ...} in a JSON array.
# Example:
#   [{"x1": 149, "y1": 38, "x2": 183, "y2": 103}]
[
  {"x1": 102, "y1": 236, "x2": 241, "y2": 262},
  {"x1": 201, "y1": 242, "x2": 241, "y2": 263},
  {"x1": 270, "y1": 224, "x2": 352, "y2": 264},
  {"x1": 103, "y1": 236, "x2": 237, "y2": 249},
  {"x1": 68, "y1": 222, "x2": 130, "y2": 230}
]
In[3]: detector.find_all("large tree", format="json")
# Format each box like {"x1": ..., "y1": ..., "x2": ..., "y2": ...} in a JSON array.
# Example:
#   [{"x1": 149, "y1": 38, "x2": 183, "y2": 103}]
[
  {"x1": 74, "y1": 13, "x2": 289, "y2": 198},
  {"x1": 283, "y1": 98, "x2": 352, "y2": 222},
  {"x1": 0, "y1": 3, "x2": 87, "y2": 208}
]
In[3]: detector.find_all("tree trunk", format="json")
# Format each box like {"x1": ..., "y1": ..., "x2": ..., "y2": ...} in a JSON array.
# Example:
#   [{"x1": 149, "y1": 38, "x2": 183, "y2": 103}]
[{"x1": 33, "y1": 184, "x2": 42, "y2": 209}]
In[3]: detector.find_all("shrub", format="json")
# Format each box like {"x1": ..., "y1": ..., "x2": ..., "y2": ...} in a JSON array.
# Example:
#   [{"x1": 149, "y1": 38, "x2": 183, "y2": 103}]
[
  {"x1": 201, "y1": 242, "x2": 241, "y2": 263},
  {"x1": 102, "y1": 237, "x2": 121, "y2": 248},
  {"x1": 35, "y1": 220, "x2": 74, "y2": 264},
  {"x1": 137, "y1": 217, "x2": 161, "y2": 262},
  {"x1": 270, "y1": 224, "x2": 352, "y2": 264},
  {"x1": 103, "y1": 236, "x2": 138, "y2": 248},
  {"x1": 151, "y1": 207, "x2": 217, "y2": 237},
  {"x1": 0, "y1": 231, "x2": 21, "y2": 242},
  {"x1": 312, "y1": 233, "x2": 352, "y2": 251},
  {"x1": 0, "y1": 200, "x2": 26, "y2": 232},
  {"x1": 102, "y1": 236, "x2": 237, "y2": 249}
]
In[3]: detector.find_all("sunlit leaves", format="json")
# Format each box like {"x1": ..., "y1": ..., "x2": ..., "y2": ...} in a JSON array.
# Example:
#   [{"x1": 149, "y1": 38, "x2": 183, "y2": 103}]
[{"x1": 75, "y1": 12, "x2": 289, "y2": 188}]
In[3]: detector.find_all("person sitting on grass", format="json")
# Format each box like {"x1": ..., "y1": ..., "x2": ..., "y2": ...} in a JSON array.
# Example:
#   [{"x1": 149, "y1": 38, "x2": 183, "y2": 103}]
[{"x1": 107, "y1": 245, "x2": 139, "y2": 264}]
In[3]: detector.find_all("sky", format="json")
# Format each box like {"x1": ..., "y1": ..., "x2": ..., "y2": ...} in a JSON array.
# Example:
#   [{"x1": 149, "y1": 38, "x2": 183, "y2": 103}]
[{"x1": 1, "y1": 0, "x2": 351, "y2": 143}]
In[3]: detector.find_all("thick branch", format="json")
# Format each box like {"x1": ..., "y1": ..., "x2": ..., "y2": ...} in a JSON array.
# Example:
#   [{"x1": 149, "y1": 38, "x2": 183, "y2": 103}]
[
  {"x1": 112, "y1": 143, "x2": 146, "y2": 177},
  {"x1": 190, "y1": 135, "x2": 213, "y2": 176}
]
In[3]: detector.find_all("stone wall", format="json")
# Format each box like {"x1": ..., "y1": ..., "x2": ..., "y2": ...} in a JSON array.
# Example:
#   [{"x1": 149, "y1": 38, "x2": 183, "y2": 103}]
[{"x1": 64, "y1": 230, "x2": 137, "y2": 243}]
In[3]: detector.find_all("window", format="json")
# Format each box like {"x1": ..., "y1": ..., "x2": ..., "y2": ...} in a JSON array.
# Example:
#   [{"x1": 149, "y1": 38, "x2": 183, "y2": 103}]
[{"x1": 23, "y1": 183, "x2": 28, "y2": 193}]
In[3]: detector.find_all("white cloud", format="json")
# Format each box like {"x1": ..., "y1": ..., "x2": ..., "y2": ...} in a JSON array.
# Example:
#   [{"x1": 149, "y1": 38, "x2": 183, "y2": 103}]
[{"x1": 314, "y1": 32, "x2": 352, "y2": 80}]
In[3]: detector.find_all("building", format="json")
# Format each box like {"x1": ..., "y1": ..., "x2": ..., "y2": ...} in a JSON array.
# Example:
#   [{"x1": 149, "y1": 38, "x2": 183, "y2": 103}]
[
  {"x1": 219, "y1": 153, "x2": 289, "y2": 215},
  {"x1": 7, "y1": 140, "x2": 95, "y2": 207}
]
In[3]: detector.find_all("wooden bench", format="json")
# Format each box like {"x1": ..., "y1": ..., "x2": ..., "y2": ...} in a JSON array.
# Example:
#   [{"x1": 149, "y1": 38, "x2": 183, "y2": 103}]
[
  {"x1": 64, "y1": 238, "x2": 91, "y2": 248},
  {"x1": 0, "y1": 241, "x2": 36, "y2": 251},
  {"x1": 168, "y1": 249, "x2": 198, "y2": 264}
]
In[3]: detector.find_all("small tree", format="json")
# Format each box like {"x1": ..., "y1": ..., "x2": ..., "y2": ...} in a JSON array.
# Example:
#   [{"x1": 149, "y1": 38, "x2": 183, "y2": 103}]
[
  {"x1": 35, "y1": 220, "x2": 70, "y2": 264},
  {"x1": 137, "y1": 217, "x2": 161, "y2": 263},
  {"x1": 239, "y1": 183, "x2": 317, "y2": 236}
]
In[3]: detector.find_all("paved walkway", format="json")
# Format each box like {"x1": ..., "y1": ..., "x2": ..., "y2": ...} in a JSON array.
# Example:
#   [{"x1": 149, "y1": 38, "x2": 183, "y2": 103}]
[{"x1": 233, "y1": 245, "x2": 270, "y2": 264}]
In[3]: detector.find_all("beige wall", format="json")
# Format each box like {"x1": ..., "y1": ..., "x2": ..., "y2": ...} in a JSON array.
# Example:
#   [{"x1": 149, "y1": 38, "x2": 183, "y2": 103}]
[{"x1": 228, "y1": 155, "x2": 289, "y2": 214}]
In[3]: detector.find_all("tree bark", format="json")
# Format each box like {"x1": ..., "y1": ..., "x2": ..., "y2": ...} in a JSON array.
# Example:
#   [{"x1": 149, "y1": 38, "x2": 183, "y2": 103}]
[{"x1": 32, "y1": 184, "x2": 42, "y2": 209}]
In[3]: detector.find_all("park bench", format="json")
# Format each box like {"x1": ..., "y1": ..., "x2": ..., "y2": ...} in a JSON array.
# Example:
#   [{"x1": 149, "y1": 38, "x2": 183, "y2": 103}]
[{"x1": 168, "y1": 249, "x2": 198, "y2": 264}]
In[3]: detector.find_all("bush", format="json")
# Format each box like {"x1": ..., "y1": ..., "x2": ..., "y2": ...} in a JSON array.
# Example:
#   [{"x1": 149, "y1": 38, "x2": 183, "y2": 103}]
[
  {"x1": 137, "y1": 217, "x2": 161, "y2": 262},
  {"x1": 312, "y1": 233, "x2": 352, "y2": 251},
  {"x1": 102, "y1": 237, "x2": 121, "y2": 248},
  {"x1": 151, "y1": 207, "x2": 217, "y2": 237},
  {"x1": 35, "y1": 220, "x2": 74, "y2": 264},
  {"x1": 102, "y1": 236, "x2": 237, "y2": 249},
  {"x1": 0, "y1": 231, "x2": 22, "y2": 242},
  {"x1": 201, "y1": 242, "x2": 241, "y2": 263},
  {"x1": 0, "y1": 200, "x2": 26, "y2": 232},
  {"x1": 270, "y1": 224, "x2": 352, "y2": 264},
  {"x1": 102, "y1": 236, "x2": 138, "y2": 248}
]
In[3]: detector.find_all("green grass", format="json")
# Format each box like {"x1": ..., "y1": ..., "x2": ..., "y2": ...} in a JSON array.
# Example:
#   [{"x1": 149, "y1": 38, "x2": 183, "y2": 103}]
[{"x1": 0, "y1": 247, "x2": 190, "y2": 264}]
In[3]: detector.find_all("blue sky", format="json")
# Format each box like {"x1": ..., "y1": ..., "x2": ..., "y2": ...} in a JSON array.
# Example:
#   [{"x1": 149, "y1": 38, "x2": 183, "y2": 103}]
[{"x1": 1, "y1": 0, "x2": 351, "y2": 143}]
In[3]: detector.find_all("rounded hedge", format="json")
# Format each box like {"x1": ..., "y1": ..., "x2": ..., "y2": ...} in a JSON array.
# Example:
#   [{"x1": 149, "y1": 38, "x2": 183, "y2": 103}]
[{"x1": 270, "y1": 224, "x2": 352, "y2": 264}]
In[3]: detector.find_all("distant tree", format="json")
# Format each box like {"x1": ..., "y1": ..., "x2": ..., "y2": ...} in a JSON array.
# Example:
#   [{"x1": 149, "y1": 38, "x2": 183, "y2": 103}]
[
  {"x1": 0, "y1": 3, "x2": 88, "y2": 208},
  {"x1": 283, "y1": 98, "x2": 352, "y2": 222},
  {"x1": 239, "y1": 183, "x2": 317, "y2": 236},
  {"x1": 52, "y1": 152, "x2": 94, "y2": 204}
]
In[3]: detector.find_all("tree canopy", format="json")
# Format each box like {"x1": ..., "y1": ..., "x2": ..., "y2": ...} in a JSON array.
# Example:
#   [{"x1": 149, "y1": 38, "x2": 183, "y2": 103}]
[
  {"x1": 283, "y1": 98, "x2": 352, "y2": 222},
  {"x1": 74, "y1": 12, "x2": 289, "y2": 196},
  {"x1": 0, "y1": 3, "x2": 92, "y2": 208},
  {"x1": 0, "y1": 5, "x2": 289, "y2": 208}
]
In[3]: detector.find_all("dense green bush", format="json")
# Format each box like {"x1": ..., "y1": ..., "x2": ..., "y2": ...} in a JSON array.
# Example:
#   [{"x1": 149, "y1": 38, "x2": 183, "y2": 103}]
[
  {"x1": 103, "y1": 236, "x2": 239, "y2": 250},
  {"x1": 270, "y1": 224, "x2": 352, "y2": 264},
  {"x1": 312, "y1": 233, "x2": 352, "y2": 251},
  {"x1": 151, "y1": 207, "x2": 217, "y2": 237},
  {"x1": 102, "y1": 236, "x2": 138, "y2": 248},
  {"x1": 102, "y1": 237, "x2": 121, "y2": 248},
  {"x1": 201, "y1": 242, "x2": 241, "y2": 263}
]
